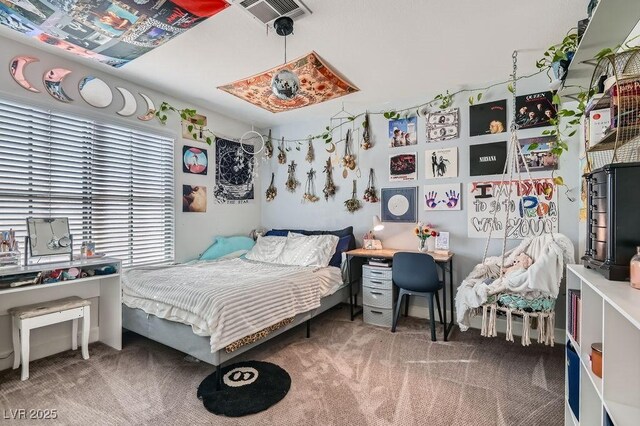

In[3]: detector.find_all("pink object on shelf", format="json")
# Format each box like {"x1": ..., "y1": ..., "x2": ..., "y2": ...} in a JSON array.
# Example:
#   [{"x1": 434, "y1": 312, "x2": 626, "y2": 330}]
[{"x1": 631, "y1": 246, "x2": 640, "y2": 289}]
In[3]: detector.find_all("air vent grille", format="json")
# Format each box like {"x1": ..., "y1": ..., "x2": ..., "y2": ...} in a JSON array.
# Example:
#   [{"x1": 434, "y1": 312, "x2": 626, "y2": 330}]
[
  {"x1": 266, "y1": 0, "x2": 299, "y2": 15},
  {"x1": 240, "y1": 0, "x2": 259, "y2": 7},
  {"x1": 247, "y1": 1, "x2": 279, "y2": 23}
]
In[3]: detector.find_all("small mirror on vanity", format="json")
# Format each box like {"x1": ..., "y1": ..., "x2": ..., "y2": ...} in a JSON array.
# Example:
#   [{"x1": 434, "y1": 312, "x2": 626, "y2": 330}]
[{"x1": 26, "y1": 217, "x2": 72, "y2": 259}]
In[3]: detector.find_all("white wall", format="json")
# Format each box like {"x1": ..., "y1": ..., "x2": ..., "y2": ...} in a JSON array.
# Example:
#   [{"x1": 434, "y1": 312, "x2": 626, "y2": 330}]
[
  {"x1": 0, "y1": 35, "x2": 261, "y2": 262},
  {"x1": 261, "y1": 72, "x2": 581, "y2": 328}
]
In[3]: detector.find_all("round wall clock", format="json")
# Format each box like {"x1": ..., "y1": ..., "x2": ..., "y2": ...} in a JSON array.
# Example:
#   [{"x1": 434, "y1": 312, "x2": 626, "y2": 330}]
[{"x1": 381, "y1": 187, "x2": 418, "y2": 223}]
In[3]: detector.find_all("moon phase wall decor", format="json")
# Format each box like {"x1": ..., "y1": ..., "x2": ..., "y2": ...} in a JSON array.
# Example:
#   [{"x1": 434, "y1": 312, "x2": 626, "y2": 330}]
[
  {"x1": 9, "y1": 56, "x2": 40, "y2": 93},
  {"x1": 137, "y1": 92, "x2": 155, "y2": 121},
  {"x1": 116, "y1": 87, "x2": 137, "y2": 117},
  {"x1": 79, "y1": 76, "x2": 113, "y2": 108},
  {"x1": 0, "y1": 1, "x2": 229, "y2": 67},
  {"x1": 43, "y1": 68, "x2": 73, "y2": 103}
]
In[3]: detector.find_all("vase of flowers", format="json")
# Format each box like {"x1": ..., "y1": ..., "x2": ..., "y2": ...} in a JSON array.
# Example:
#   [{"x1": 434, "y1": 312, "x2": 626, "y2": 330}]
[{"x1": 414, "y1": 222, "x2": 438, "y2": 253}]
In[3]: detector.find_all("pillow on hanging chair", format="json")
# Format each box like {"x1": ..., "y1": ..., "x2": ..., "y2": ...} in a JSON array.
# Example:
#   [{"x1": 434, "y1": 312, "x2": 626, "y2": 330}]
[{"x1": 488, "y1": 293, "x2": 556, "y2": 313}]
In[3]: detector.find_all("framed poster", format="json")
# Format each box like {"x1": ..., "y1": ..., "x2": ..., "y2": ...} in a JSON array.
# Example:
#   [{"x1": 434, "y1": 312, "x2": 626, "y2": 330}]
[
  {"x1": 381, "y1": 187, "x2": 418, "y2": 223},
  {"x1": 427, "y1": 108, "x2": 459, "y2": 142},
  {"x1": 182, "y1": 185, "x2": 207, "y2": 212},
  {"x1": 423, "y1": 183, "x2": 461, "y2": 211},
  {"x1": 469, "y1": 142, "x2": 507, "y2": 176},
  {"x1": 182, "y1": 145, "x2": 208, "y2": 175},
  {"x1": 519, "y1": 136, "x2": 558, "y2": 172},
  {"x1": 515, "y1": 92, "x2": 557, "y2": 129},
  {"x1": 469, "y1": 100, "x2": 507, "y2": 136},
  {"x1": 389, "y1": 152, "x2": 417, "y2": 181},
  {"x1": 467, "y1": 179, "x2": 558, "y2": 239},
  {"x1": 425, "y1": 147, "x2": 457, "y2": 179},
  {"x1": 388, "y1": 117, "x2": 418, "y2": 147}
]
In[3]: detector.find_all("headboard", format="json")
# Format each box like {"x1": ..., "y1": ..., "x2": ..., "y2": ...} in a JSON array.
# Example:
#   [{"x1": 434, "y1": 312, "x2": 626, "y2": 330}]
[{"x1": 264, "y1": 226, "x2": 355, "y2": 268}]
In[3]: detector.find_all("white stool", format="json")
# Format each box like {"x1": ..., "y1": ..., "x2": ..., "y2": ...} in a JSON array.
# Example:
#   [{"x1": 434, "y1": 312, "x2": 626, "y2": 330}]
[{"x1": 9, "y1": 296, "x2": 91, "y2": 381}]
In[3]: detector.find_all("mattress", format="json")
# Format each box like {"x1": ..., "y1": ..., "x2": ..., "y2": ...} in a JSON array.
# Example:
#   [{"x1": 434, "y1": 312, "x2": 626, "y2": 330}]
[{"x1": 122, "y1": 258, "x2": 342, "y2": 352}]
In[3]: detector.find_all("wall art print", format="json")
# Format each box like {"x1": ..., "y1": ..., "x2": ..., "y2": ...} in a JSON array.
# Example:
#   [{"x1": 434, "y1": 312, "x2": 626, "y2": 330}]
[
  {"x1": 0, "y1": 0, "x2": 229, "y2": 67},
  {"x1": 389, "y1": 116, "x2": 418, "y2": 147},
  {"x1": 181, "y1": 113, "x2": 207, "y2": 141},
  {"x1": 214, "y1": 138, "x2": 254, "y2": 204},
  {"x1": 518, "y1": 136, "x2": 558, "y2": 172},
  {"x1": 389, "y1": 152, "x2": 417, "y2": 182},
  {"x1": 467, "y1": 179, "x2": 558, "y2": 239},
  {"x1": 218, "y1": 51, "x2": 359, "y2": 113},
  {"x1": 469, "y1": 99, "x2": 507, "y2": 136},
  {"x1": 426, "y1": 108, "x2": 459, "y2": 142},
  {"x1": 423, "y1": 183, "x2": 461, "y2": 211},
  {"x1": 182, "y1": 145, "x2": 207, "y2": 175},
  {"x1": 469, "y1": 141, "x2": 507, "y2": 176},
  {"x1": 515, "y1": 92, "x2": 557, "y2": 129},
  {"x1": 425, "y1": 147, "x2": 457, "y2": 179},
  {"x1": 182, "y1": 184, "x2": 206, "y2": 213},
  {"x1": 380, "y1": 187, "x2": 417, "y2": 223}
]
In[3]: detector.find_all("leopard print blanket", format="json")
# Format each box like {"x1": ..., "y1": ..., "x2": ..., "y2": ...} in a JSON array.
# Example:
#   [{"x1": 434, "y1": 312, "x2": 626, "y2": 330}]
[{"x1": 224, "y1": 317, "x2": 295, "y2": 353}]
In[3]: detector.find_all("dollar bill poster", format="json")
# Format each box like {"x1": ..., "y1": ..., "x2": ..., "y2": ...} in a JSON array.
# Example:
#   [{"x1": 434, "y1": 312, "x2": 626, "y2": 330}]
[
  {"x1": 467, "y1": 178, "x2": 558, "y2": 238},
  {"x1": 426, "y1": 108, "x2": 459, "y2": 142}
]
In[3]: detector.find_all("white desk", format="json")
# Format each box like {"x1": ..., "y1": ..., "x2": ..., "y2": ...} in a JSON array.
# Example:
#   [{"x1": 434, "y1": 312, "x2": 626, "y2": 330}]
[{"x1": 0, "y1": 257, "x2": 121, "y2": 370}]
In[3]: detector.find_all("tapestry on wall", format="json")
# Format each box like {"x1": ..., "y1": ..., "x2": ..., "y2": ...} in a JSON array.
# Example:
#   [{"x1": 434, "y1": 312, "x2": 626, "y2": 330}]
[
  {"x1": 389, "y1": 152, "x2": 417, "y2": 182},
  {"x1": 183, "y1": 184, "x2": 206, "y2": 212},
  {"x1": 425, "y1": 147, "x2": 457, "y2": 179},
  {"x1": 424, "y1": 183, "x2": 461, "y2": 211},
  {"x1": 515, "y1": 92, "x2": 557, "y2": 129},
  {"x1": 467, "y1": 178, "x2": 558, "y2": 239},
  {"x1": 0, "y1": 0, "x2": 229, "y2": 67},
  {"x1": 518, "y1": 136, "x2": 558, "y2": 172},
  {"x1": 469, "y1": 100, "x2": 507, "y2": 136},
  {"x1": 214, "y1": 138, "x2": 254, "y2": 204},
  {"x1": 388, "y1": 116, "x2": 418, "y2": 147},
  {"x1": 217, "y1": 51, "x2": 359, "y2": 113},
  {"x1": 426, "y1": 108, "x2": 459, "y2": 142}
]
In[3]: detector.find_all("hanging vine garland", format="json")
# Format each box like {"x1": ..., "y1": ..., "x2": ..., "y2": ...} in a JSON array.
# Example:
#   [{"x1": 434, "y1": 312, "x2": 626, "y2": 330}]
[
  {"x1": 361, "y1": 112, "x2": 372, "y2": 150},
  {"x1": 363, "y1": 168, "x2": 379, "y2": 203},
  {"x1": 345, "y1": 180, "x2": 362, "y2": 213},
  {"x1": 266, "y1": 172, "x2": 277, "y2": 202},
  {"x1": 264, "y1": 129, "x2": 274, "y2": 159},
  {"x1": 322, "y1": 157, "x2": 337, "y2": 201},
  {"x1": 341, "y1": 129, "x2": 356, "y2": 178},
  {"x1": 285, "y1": 160, "x2": 299, "y2": 192},
  {"x1": 277, "y1": 137, "x2": 287, "y2": 165},
  {"x1": 305, "y1": 137, "x2": 314, "y2": 163},
  {"x1": 302, "y1": 168, "x2": 320, "y2": 203}
]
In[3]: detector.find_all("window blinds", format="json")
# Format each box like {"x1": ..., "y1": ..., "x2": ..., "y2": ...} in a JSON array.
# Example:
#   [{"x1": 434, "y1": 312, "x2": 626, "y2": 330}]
[{"x1": 0, "y1": 98, "x2": 175, "y2": 267}]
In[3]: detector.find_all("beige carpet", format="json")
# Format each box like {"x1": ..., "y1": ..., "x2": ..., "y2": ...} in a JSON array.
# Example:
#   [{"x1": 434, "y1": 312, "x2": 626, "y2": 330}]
[{"x1": 0, "y1": 306, "x2": 565, "y2": 426}]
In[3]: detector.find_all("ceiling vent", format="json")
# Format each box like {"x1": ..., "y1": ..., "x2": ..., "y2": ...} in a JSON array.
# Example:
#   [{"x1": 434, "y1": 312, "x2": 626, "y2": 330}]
[{"x1": 230, "y1": 0, "x2": 312, "y2": 27}]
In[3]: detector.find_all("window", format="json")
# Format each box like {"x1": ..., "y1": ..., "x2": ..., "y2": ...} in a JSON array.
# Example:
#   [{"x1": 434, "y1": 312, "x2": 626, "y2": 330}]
[{"x1": 0, "y1": 98, "x2": 175, "y2": 267}]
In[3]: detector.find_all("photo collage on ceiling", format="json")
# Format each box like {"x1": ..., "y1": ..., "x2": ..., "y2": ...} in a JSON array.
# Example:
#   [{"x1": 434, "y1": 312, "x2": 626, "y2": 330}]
[{"x1": 0, "y1": 0, "x2": 229, "y2": 66}]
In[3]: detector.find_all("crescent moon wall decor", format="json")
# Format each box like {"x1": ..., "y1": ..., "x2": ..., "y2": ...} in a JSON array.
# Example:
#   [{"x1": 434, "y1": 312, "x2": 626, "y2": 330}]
[
  {"x1": 78, "y1": 76, "x2": 113, "y2": 108},
  {"x1": 137, "y1": 92, "x2": 156, "y2": 121},
  {"x1": 116, "y1": 87, "x2": 137, "y2": 117},
  {"x1": 43, "y1": 68, "x2": 73, "y2": 103},
  {"x1": 9, "y1": 56, "x2": 40, "y2": 93}
]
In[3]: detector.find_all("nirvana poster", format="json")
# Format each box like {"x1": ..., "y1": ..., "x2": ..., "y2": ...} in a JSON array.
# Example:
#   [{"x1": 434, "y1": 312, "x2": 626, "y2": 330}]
[
  {"x1": 214, "y1": 138, "x2": 254, "y2": 204},
  {"x1": 467, "y1": 178, "x2": 558, "y2": 238},
  {"x1": 469, "y1": 142, "x2": 507, "y2": 176}
]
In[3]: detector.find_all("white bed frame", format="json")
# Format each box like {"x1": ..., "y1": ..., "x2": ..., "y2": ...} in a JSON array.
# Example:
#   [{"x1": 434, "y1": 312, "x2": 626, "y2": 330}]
[{"x1": 122, "y1": 284, "x2": 349, "y2": 372}]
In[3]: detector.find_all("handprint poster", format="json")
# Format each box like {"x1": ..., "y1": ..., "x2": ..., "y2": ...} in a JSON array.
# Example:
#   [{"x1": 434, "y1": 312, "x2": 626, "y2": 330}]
[
  {"x1": 423, "y1": 184, "x2": 462, "y2": 211},
  {"x1": 467, "y1": 179, "x2": 558, "y2": 239}
]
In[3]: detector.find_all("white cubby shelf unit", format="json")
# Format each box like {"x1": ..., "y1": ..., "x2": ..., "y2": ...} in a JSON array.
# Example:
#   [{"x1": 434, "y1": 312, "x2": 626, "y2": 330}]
[{"x1": 565, "y1": 264, "x2": 640, "y2": 426}]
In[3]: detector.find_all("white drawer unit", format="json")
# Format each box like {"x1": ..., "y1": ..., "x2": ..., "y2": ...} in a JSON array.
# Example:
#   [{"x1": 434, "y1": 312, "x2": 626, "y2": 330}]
[{"x1": 362, "y1": 265, "x2": 394, "y2": 327}]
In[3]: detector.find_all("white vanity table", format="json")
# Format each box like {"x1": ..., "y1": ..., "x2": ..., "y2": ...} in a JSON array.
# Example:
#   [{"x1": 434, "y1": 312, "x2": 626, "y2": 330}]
[{"x1": 0, "y1": 257, "x2": 121, "y2": 371}]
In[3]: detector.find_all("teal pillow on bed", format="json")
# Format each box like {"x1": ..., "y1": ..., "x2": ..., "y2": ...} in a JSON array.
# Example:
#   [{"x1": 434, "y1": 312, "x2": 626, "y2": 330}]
[{"x1": 199, "y1": 236, "x2": 255, "y2": 261}]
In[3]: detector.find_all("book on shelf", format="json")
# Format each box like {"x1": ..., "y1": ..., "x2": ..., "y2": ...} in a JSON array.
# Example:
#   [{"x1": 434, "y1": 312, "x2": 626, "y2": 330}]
[{"x1": 568, "y1": 289, "x2": 581, "y2": 345}]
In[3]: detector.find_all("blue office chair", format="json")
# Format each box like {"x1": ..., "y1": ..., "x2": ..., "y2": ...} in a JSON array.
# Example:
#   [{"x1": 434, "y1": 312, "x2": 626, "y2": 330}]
[{"x1": 391, "y1": 252, "x2": 444, "y2": 341}]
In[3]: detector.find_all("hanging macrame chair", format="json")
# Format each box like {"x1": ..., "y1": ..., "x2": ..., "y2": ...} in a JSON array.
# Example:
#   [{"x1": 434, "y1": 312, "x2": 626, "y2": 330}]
[{"x1": 456, "y1": 51, "x2": 575, "y2": 346}]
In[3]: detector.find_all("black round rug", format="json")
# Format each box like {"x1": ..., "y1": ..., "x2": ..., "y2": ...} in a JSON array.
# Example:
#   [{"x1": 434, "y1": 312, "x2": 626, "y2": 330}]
[{"x1": 197, "y1": 361, "x2": 291, "y2": 417}]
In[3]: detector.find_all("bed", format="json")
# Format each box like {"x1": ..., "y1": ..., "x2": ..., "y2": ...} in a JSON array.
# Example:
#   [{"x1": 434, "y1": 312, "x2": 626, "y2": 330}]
[{"x1": 121, "y1": 229, "x2": 355, "y2": 377}]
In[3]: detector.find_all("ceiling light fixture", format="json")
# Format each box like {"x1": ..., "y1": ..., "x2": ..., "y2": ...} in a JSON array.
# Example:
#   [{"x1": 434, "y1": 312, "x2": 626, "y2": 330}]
[{"x1": 271, "y1": 16, "x2": 300, "y2": 101}]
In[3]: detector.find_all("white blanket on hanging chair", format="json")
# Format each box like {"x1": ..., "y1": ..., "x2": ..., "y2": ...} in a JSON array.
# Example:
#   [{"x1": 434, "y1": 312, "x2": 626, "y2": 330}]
[{"x1": 455, "y1": 233, "x2": 574, "y2": 331}]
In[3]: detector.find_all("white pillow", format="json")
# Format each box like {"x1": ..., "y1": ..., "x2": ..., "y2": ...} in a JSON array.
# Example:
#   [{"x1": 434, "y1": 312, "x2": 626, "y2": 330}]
[
  {"x1": 244, "y1": 236, "x2": 287, "y2": 263},
  {"x1": 276, "y1": 233, "x2": 339, "y2": 267}
]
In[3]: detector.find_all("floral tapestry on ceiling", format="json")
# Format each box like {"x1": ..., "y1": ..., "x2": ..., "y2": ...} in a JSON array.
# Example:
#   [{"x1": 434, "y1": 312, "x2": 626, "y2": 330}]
[{"x1": 217, "y1": 51, "x2": 359, "y2": 113}]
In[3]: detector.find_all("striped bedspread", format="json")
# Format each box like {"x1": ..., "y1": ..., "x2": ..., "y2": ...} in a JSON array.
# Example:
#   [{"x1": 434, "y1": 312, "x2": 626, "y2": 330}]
[{"x1": 122, "y1": 258, "x2": 340, "y2": 352}]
